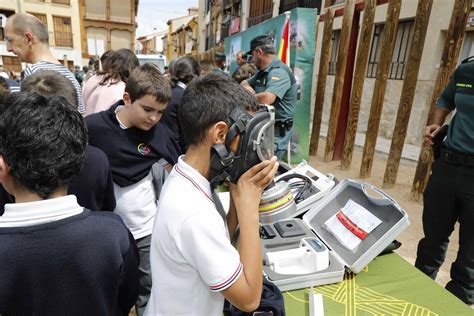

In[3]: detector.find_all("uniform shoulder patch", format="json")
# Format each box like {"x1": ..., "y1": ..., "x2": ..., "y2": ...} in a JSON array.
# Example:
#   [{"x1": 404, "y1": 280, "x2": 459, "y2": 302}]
[
  {"x1": 456, "y1": 82, "x2": 473, "y2": 88},
  {"x1": 271, "y1": 76, "x2": 280, "y2": 81}
]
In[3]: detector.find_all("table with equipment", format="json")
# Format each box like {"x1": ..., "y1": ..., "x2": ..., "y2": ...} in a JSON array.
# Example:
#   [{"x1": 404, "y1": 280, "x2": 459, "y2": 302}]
[
  {"x1": 283, "y1": 252, "x2": 472, "y2": 315},
  {"x1": 229, "y1": 159, "x2": 473, "y2": 316}
]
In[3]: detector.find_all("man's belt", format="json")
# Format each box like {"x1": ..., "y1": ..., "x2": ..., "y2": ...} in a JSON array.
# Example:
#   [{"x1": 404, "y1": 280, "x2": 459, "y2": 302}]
[{"x1": 440, "y1": 145, "x2": 474, "y2": 167}]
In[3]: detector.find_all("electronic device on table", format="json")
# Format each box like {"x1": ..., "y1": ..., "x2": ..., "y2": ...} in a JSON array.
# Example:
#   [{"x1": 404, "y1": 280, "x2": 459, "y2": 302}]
[
  {"x1": 260, "y1": 180, "x2": 410, "y2": 292},
  {"x1": 258, "y1": 160, "x2": 336, "y2": 224}
]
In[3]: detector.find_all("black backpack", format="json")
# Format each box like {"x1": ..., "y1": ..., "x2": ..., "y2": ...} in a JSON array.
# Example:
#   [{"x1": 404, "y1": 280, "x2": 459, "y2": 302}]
[{"x1": 224, "y1": 278, "x2": 286, "y2": 316}]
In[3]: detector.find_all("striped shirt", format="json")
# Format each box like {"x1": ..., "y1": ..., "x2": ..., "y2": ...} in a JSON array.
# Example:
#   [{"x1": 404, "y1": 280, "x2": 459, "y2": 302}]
[
  {"x1": 6, "y1": 79, "x2": 20, "y2": 93},
  {"x1": 24, "y1": 61, "x2": 85, "y2": 114}
]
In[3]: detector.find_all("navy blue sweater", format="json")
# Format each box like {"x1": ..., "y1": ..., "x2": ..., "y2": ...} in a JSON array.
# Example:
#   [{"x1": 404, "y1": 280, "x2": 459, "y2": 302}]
[
  {"x1": 160, "y1": 85, "x2": 187, "y2": 152},
  {"x1": 68, "y1": 145, "x2": 116, "y2": 211},
  {"x1": 85, "y1": 101, "x2": 181, "y2": 187},
  {"x1": 0, "y1": 210, "x2": 139, "y2": 315},
  {"x1": 0, "y1": 145, "x2": 116, "y2": 213}
]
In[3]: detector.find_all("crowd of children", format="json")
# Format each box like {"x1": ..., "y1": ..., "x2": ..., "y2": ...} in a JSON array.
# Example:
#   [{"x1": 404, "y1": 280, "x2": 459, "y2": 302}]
[{"x1": 0, "y1": 13, "x2": 278, "y2": 316}]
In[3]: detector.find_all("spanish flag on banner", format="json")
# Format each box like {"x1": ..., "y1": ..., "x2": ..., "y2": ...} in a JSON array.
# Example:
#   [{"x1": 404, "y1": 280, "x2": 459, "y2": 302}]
[{"x1": 278, "y1": 12, "x2": 291, "y2": 66}]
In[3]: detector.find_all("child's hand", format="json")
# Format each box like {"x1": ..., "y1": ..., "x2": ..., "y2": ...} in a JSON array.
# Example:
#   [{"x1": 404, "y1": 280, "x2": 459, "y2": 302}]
[{"x1": 228, "y1": 157, "x2": 278, "y2": 220}]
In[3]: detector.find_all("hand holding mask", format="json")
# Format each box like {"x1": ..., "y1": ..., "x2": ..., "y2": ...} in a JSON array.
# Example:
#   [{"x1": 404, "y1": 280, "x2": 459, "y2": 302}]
[{"x1": 210, "y1": 105, "x2": 276, "y2": 188}]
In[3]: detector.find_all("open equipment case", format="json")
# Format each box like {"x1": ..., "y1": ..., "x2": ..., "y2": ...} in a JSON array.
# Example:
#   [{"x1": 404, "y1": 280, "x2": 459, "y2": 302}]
[
  {"x1": 259, "y1": 179, "x2": 410, "y2": 292},
  {"x1": 258, "y1": 160, "x2": 336, "y2": 224}
]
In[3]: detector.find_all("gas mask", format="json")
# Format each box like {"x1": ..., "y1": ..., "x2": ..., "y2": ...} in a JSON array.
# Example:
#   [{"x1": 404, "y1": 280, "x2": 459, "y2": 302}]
[{"x1": 210, "y1": 105, "x2": 275, "y2": 188}]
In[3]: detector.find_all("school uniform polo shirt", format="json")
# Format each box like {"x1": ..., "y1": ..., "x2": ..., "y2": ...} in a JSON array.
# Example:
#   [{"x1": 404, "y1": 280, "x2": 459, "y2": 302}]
[{"x1": 145, "y1": 156, "x2": 242, "y2": 316}]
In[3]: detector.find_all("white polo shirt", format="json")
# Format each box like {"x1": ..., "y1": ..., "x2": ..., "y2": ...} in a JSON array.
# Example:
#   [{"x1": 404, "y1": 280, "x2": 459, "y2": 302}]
[
  {"x1": 145, "y1": 156, "x2": 242, "y2": 316},
  {"x1": 113, "y1": 171, "x2": 156, "y2": 239}
]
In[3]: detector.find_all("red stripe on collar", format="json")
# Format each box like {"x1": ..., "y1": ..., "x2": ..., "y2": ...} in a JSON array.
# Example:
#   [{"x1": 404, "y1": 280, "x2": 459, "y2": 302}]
[{"x1": 175, "y1": 165, "x2": 213, "y2": 204}]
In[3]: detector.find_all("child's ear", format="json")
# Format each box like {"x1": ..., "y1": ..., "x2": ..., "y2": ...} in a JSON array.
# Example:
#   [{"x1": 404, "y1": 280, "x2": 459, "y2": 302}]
[
  {"x1": 122, "y1": 92, "x2": 131, "y2": 106},
  {"x1": 0, "y1": 156, "x2": 10, "y2": 181},
  {"x1": 211, "y1": 121, "x2": 228, "y2": 145}
]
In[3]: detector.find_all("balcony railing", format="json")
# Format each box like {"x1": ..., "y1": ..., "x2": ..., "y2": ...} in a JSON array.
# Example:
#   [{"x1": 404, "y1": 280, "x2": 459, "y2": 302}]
[
  {"x1": 85, "y1": 4, "x2": 107, "y2": 20},
  {"x1": 248, "y1": 12, "x2": 273, "y2": 28},
  {"x1": 55, "y1": 32, "x2": 73, "y2": 47},
  {"x1": 279, "y1": 0, "x2": 322, "y2": 14},
  {"x1": 110, "y1": 6, "x2": 132, "y2": 23},
  {"x1": 248, "y1": 0, "x2": 273, "y2": 28},
  {"x1": 206, "y1": 34, "x2": 215, "y2": 51},
  {"x1": 52, "y1": 0, "x2": 70, "y2": 5},
  {"x1": 223, "y1": 0, "x2": 239, "y2": 7}
]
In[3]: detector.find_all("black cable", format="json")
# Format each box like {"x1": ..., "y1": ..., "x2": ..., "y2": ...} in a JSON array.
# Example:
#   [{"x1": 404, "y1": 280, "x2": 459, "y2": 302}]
[{"x1": 276, "y1": 174, "x2": 318, "y2": 204}]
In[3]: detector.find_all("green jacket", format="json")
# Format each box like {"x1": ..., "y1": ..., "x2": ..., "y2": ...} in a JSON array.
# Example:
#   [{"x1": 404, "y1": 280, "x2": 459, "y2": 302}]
[
  {"x1": 437, "y1": 59, "x2": 474, "y2": 154},
  {"x1": 247, "y1": 57, "x2": 297, "y2": 121}
]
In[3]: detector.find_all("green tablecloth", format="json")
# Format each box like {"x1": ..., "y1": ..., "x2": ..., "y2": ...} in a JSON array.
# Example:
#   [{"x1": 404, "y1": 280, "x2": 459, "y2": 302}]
[{"x1": 283, "y1": 253, "x2": 473, "y2": 316}]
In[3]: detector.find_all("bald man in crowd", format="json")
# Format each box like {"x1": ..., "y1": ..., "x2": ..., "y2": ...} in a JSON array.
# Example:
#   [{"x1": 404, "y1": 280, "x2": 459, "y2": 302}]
[{"x1": 5, "y1": 13, "x2": 85, "y2": 114}]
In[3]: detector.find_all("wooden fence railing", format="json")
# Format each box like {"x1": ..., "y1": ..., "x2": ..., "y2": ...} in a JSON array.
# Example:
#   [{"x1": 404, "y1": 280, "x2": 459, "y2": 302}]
[{"x1": 309, "y1": 0, "x2": 471, "y2": 197}]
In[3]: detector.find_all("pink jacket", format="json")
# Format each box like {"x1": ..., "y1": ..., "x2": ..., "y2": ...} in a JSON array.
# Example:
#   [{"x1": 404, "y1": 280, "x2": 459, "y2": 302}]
[{"x1": 83, "y1": 74, "x2": 125, "y2": 116}]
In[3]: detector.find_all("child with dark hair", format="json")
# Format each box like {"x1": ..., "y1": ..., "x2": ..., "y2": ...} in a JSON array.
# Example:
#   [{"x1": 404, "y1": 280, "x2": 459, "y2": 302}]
[
  {"x1": 21, "y1": 69, "x2": 78, "y2": 106},
  {"x1": 160, "y1": 55, "x2": 200, "y2": 152},
  {"x1": 0, "y1": 77, "x2": 10, "y2": 110},
  {"x1": 145, "y1": 73, "x2": 278, "y2": 315},
  {"x1": 200, "y1": 59, "x2": 213, "y2": 76},
  {"x1": 85, "y1": 63, "x2": 180, "y2": 315},
  {"x1": 14, "y1": 70, "x2": 116, "y2": 212},
  {"x1": 83, "y1": 48, "x2": 139, "y2": 116},
  {"x1": 0, "y1": 92, "x2": 139, "y2": 315}
]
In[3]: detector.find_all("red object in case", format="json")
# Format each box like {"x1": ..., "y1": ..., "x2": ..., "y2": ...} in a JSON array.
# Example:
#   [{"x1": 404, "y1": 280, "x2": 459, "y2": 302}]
[{"x1": 336, "y1": 211, "x2": 368, "y2": 240}]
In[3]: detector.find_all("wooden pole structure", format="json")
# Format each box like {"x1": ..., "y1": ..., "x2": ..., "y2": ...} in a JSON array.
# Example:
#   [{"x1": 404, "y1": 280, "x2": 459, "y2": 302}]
[
  {"x1": 411, "y1": 0, "x2": 471, "y2": 199},
  {"x1": 323, "y1": 0, "x2": 355, "y2": 162},
  {"x1": 341, "y1": 0, "x2": 376, "y2": 169},
  {"x1": 383, "y1": 0, "x2": 433, "y2": 188},
  {"x1": 359, "y1": 0, "x2": 401, "y2": 178},
  {"x1": 309, "y1": 9, "x2": 335, "y2": 156},
  {"x1": 332, "y1": 8, "x2": 359, "y2": 161}
]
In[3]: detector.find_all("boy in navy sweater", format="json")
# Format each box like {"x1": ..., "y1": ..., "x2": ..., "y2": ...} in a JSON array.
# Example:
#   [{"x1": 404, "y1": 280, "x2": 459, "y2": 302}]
[
  {"x1": 85, "y1": 63, "x2": 180, "y2": 315},
  {"x1": 0, "y1": 93, "x2": 139, "y2": 315},
  {"x1": 0, "y1": 70, "x2": 116, "y2": 213}
]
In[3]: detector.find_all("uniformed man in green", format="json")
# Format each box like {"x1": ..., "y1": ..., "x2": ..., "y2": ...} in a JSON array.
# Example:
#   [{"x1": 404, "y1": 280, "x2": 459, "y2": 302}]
[
  {"x1": 241, "y1": 35, "x2": 297, "y2": 160},
  {"x1": 415, "y1": 57, "x2": 474, "y2": 305},
  {"x1": 213, "y1": 52, "x2": 226, "y2": 73}
]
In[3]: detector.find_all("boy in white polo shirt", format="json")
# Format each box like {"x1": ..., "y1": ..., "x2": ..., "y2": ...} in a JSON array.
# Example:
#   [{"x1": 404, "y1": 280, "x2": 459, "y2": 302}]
[
  {"x1": 85, "y1": 64, "x2": 180, "y2": 315},
  {"x1": 145, "y1": 73, "x2": 278, "y2": 315}
]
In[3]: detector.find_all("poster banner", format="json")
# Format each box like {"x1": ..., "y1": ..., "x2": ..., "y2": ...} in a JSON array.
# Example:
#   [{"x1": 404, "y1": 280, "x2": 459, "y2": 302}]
[{"x1": 224, "y1": 8, "x2": 318, "y2": 163}]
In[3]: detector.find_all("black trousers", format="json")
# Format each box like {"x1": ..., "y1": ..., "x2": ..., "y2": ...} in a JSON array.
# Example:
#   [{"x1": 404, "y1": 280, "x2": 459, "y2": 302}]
[{"x1": 415, "y1": 158, "x2": 474, "y2": 304}]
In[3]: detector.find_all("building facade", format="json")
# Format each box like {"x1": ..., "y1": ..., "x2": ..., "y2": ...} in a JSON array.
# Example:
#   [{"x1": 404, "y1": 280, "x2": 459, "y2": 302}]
[
  {"x1": 0, "y1": 0, "x2": 82, "y2": 74},
  {"x1": 137, "y1": 30, "x2": 167, "y2": 55},
  {"x1": 164, "y1": 7, "x2": 198, "y2": 61},
  {"x1": 197, "y1": 0, "x2": 322, "y2": 54},
  {"x1": 79, "y1": 0, "x2": 138, "y2": 65}
]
